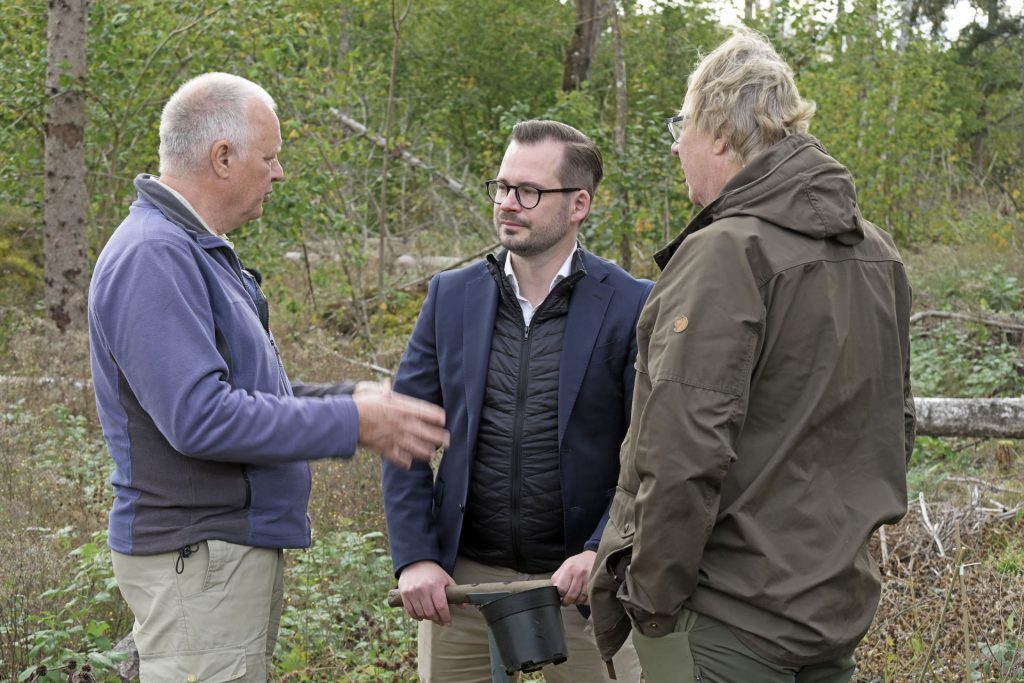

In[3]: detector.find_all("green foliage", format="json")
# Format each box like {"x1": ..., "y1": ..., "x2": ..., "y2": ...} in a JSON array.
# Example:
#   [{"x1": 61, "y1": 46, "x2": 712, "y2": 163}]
[
  {"x1": 0, "y1": 204, "x2": 42, "y2": 315},
  {"x1": 911, "y1": 321, "x2": 1024, "y2": 398},
  {"x1": 14, "y1": 531, "x2": 130, "y2": 683},
  {"x1": 907, "y1": 435, "x2": 970, "y2": 497},
  {"x1": 969, "y1": 638, "x2": 1024, "y2": 681},
  {"x1": 993, "y1": 544, "x2": 1024, "y2": 576},
  {"x1": 978, "y1": 268, "x2": 1024, "y2": 312},
  {"x1": 3, "y1": 0, "x2": 1022, "y2": 329},
  {"x1": 794, "y1": 6, "x2": 964, "y2": 243},
  {"x1": 275, "y1": 527, "x2": 415, "y2": 681}
]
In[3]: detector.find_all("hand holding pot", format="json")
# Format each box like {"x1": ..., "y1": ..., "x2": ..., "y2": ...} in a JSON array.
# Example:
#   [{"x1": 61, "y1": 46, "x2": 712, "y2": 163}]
[
  {"x1": 551, "y1": 550, "x2": 596, "y2": 606},
  {"x1": 397, "y1": 560, "x2": 456, "y2": 625}
]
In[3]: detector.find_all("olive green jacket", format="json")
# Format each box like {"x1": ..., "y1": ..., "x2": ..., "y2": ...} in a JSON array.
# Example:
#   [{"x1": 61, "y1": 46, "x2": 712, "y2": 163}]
[{"x1": 590, "y1": 134, "x2": 915, "y2": 666}]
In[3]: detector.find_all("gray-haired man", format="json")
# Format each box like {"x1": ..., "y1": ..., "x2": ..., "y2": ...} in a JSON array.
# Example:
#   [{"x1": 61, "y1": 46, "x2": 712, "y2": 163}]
[{"x1": 89, "y1": 72, "x2": 449, "y2": 681}]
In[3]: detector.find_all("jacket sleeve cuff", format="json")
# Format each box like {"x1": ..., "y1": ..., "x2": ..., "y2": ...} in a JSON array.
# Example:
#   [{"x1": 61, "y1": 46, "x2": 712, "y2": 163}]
[{"x1": 291, "y1": 380, "x2": 359, "y2": 397}]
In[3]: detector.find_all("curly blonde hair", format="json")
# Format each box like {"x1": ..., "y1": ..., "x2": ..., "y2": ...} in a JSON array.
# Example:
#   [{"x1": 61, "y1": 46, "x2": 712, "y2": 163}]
[{"x1": 683, "y1": 28, "x2": 815, "y2": 166}]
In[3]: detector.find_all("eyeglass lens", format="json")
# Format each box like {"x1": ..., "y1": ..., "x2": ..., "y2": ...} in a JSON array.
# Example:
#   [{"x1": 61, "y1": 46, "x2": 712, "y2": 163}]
[
  {"x1": 667, "y1": 114, "x2": 691, "y2": 142},
  {"x1": 488, "y1": 181, "x2": 541, "y2": 209}
]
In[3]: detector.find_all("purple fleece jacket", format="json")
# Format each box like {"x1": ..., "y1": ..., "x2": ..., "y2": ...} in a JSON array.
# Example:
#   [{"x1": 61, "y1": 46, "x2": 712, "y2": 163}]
[{"x1": 89, "y1": 175, "x2": 359, "y2": 555}]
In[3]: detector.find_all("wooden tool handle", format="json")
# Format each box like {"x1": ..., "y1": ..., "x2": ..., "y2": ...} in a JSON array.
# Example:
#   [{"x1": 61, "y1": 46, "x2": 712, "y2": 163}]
[{"x1": 386, "y1": 578, "x2": 553, "y2": 608}]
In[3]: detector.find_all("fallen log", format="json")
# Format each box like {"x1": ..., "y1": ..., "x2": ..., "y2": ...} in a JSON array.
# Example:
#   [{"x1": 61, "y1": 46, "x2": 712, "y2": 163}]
[
  {"x1": 3, "y1": 375, "x2": 1023, "y2": 439},
  {"x1": 914, "y1": 397, "x2": 1024, "y2": 439}
]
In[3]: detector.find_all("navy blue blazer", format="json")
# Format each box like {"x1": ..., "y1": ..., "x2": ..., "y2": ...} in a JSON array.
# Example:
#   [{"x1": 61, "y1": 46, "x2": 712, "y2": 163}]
[{"x1": 382, "y1": 249, "x2": 653, "y2": 576}]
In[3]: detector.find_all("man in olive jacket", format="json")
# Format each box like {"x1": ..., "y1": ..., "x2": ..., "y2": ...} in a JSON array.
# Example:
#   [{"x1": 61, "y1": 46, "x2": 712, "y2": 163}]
[{"x1": 590, "y1": 29, "x2": 916, "y2": 682}]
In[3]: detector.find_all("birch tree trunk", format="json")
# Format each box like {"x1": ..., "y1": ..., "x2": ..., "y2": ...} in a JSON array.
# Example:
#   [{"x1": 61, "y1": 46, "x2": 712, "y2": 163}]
[
  {"x1": 609, "y1": 0, "x2": 631, "y2": 271},
  {"x1": 915, "y1": 398, "x2": 1024, "y2": 439},
  {"x1": 44, "y1": 0, "x2": 89, "y2": 333}
]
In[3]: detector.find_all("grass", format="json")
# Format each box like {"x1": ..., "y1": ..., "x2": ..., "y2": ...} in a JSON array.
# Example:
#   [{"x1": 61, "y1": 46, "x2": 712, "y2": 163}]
[{"x1": 1, "y1": 240, "x2": 1023, "y2": 681}]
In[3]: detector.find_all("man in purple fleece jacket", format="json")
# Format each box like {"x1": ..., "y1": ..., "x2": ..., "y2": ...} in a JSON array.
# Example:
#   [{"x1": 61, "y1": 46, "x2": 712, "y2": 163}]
[{"x1": 88, "y1": 72, "x2": 448, "y2": 682}]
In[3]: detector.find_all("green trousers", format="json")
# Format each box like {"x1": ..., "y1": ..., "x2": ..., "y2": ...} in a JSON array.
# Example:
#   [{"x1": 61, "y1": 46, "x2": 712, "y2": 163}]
[{"x1": 632, "y1": 608, "x2": 856, "y2": 683}]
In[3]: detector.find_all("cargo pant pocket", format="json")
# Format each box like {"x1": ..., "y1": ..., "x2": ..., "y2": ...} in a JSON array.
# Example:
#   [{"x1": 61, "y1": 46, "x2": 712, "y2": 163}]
[
  {"x1": 139, "y1": 644, "x2": 247, "y2": 682},
  {"x1": 632, "y1": 608, "x2": 701, "y2": 683}
]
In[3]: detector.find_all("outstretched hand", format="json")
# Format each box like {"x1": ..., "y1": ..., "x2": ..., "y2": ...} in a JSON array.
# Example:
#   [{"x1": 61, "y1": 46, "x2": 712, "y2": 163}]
[{"x1": 354, "y1": 384, "x2": 448, "y2": 468}]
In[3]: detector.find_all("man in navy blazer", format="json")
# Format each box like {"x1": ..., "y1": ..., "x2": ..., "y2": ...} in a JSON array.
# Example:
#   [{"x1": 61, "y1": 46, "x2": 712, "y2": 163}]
[{"x1": 383, "y1": 120, "x2": 651, "y2": 682}]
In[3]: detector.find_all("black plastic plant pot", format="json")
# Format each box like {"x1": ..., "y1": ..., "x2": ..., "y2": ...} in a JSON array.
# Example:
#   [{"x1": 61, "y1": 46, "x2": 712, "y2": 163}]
[{"x1": 478, "y1": 585, "x2": 568, "y2": 674}]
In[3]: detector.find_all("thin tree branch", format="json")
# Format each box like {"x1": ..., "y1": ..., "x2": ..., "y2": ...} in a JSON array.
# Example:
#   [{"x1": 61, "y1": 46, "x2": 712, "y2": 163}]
[{"x1": 909, "y1": 310, "x2": 1024, "y2": 332}]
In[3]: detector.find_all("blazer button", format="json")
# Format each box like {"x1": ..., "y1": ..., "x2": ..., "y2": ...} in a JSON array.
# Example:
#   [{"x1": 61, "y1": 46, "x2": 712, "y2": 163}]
[{"x1": 649, "y1": 622, "x2": 658, "y2": 629}]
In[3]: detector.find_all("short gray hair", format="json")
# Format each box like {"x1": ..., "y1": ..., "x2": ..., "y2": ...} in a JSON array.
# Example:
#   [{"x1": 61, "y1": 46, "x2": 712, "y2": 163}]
[
  {"x1": 684, "y1": 29, "x2": 815, "y2": 166},
  {"x1": 159, "y1": 72, "x2": 277, "y2": 175}
]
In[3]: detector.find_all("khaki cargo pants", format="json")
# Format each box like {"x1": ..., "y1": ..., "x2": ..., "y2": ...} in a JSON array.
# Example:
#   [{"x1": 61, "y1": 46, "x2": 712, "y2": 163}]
[
  {"x1": 112, "y1": 540, "x2": 284, "y2": 682},
  {"x1": 633, "y1": 608, "x2": 856, "y2": 683}
]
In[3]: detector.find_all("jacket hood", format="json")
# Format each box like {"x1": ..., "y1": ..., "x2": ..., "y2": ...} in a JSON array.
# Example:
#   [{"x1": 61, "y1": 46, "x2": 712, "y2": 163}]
[{"x1": 656, "y1": 135, "x2": 865, "y2": 270}]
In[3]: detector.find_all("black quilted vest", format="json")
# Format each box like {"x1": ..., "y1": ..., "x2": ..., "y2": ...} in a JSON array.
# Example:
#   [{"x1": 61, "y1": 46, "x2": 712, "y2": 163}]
[{"x1": 459, "y1": 251, "x2": 584, "y2": 573}]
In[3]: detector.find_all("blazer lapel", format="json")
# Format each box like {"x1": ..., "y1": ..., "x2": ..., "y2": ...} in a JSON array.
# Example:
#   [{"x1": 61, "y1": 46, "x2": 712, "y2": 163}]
[
  {"x1": 464, "y1": 270, "x2": 498, "y2": 448},
  {"x1": 558, "y1": 254, "x2": 611, "y2": 445}
]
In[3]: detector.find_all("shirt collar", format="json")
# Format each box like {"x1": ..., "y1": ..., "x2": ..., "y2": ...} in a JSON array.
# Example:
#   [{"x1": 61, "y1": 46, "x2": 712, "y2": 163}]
[{"x1": 504, "y1": 242, "x2": 578, "y2": 298}]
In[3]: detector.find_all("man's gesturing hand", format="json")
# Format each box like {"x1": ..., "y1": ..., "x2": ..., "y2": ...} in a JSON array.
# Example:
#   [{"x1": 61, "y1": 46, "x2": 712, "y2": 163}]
[{"x1": 353, "y1": 387, "x2": 449, "y2": 468}]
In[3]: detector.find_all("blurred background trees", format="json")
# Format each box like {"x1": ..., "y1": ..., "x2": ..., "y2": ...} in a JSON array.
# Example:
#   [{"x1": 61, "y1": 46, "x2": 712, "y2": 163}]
[{"x1": 0, "y1": 0, "x2": 1021, "y2": 349}]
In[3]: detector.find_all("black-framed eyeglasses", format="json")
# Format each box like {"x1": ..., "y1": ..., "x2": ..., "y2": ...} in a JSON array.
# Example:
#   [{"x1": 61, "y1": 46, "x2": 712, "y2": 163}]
[
  {"x1": 666, "y1": 113, "x2": 692, "y2": 142},
  {"x1": 485, "y1": 180, "x2": 582, "y2": 209}
]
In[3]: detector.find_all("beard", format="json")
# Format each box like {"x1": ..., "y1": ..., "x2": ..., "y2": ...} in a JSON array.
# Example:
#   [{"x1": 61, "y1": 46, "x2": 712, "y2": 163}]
[{"x1": 495, "y1": 204, "x2": 572, "y2": 258}]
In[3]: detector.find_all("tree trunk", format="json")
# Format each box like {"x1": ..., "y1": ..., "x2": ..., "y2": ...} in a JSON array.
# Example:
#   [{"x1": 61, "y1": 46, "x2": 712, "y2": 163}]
[
  {"x1": 44, "y1": 0, "x2": 89, "y2": 333},
  {"x1": 915, "y1": 398, "x2": 1024, "y2": 439},
  {"x1": 835, "y1": 0, "x2": 845, "y2": 57},
  {"x1": 562, "y1": 0, "x2": 606, "y2": 92},
  {"x1": 610, "y1": 0, "x2": 631, "y2": 271},
  {"x1": 376, "y1": 0, "x2": 412, "y2": 314}
]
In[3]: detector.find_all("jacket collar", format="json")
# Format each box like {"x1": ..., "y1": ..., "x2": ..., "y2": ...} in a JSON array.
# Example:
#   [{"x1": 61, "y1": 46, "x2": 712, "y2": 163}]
[{"x1": 133, "y1": 174, "x2": 230, "y2": 251}]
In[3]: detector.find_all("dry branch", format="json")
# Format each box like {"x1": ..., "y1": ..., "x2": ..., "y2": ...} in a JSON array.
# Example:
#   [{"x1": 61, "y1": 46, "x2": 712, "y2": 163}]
[
  {"x1": 392, "y1": 242, "x2": 501, "y2": 294},
  {"x1": 918, "y1": 493, "x2": 946, "y2": 558},
  {"x1": 909, "y1": 309, "x2": 1024, "y2": 332},
  {"x1": 332, "y1": 110, "x2": 473, "y2": 200}
]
